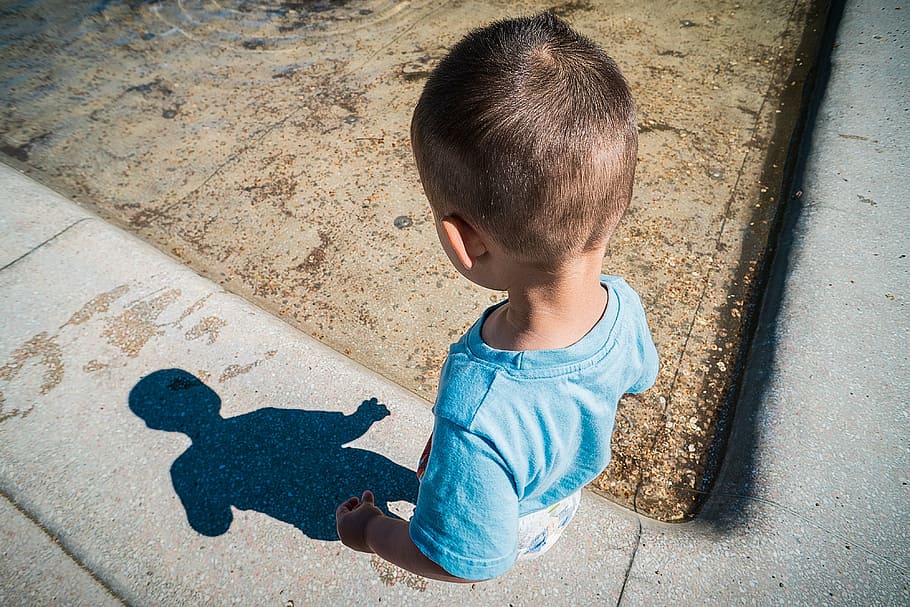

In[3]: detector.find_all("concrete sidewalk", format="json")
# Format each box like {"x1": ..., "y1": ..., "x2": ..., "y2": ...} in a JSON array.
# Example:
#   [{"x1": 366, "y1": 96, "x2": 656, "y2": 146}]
[{"x1": 1, "y1": 1, "x2": 907, "y2": 605}]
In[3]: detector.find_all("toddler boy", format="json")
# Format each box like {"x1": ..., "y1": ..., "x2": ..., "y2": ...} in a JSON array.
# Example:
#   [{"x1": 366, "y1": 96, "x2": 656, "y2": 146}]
[{"x1": 336, "y1": 12, "x2": 658, "y2": 582}]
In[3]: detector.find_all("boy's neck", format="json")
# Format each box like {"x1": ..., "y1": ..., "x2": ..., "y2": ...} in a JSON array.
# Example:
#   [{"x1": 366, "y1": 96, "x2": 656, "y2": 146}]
[{"x1": 480, "y1": 251, "x2": 608, "y2": 352}]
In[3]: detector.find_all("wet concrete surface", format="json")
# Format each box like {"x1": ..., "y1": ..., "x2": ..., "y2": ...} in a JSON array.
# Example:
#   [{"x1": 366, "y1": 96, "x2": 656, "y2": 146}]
[{"x1": 0, "y1": 0, "x2": 824, "y2": 520}]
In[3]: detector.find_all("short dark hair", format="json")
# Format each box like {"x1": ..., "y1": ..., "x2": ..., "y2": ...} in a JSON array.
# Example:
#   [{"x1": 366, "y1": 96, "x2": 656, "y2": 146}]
[{"x1": 411, "y1": 12, "x2": 638, "y2": 267}]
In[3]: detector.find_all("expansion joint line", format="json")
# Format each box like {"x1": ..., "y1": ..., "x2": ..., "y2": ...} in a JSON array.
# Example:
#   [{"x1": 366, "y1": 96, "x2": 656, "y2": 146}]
[
  {"x1": 0, "y1": 217, "x2": 92, "y2": 274},
  {"x1": 615, "y1": 518, "x2": 643, "y2": 607},
  {"x1": 0, "y1": 486, "x2": 132, "y2": 606},
  {"x1": 629, "y1": 0, "x2": 804, "y2": 513}
]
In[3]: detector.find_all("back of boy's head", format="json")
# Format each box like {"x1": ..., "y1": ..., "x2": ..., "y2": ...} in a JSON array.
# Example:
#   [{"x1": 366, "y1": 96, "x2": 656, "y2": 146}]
[{"x1": 411, "y1": 12, "x2": 638, "y2": 268}]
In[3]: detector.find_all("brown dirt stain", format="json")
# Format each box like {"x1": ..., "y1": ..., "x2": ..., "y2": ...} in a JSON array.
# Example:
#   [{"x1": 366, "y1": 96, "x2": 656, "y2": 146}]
[
  {"x1": 83, "y1": 359, "x2": 109, "y2": 372},
  {"x1": 63, "y1": 284, "x2": 130, "y2": 327},
  {"x1": 370, "y1": 555, "x2": 428, "y2": 591},
  {"x1": 101, "y1": 289, "x2": 181, "y2": 357},
  {"x1": 0, "y1": 332, "x2": 64, "y2": 420},
  {"x1": 218, "y1": 351, "x2": 276, "y2": 383},
  {"x1": 184, "y1": 316, "x2": 227, "y2": 345}
]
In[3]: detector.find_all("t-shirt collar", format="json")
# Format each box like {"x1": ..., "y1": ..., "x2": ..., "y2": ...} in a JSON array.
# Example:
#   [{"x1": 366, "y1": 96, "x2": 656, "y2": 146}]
[{"x1": 464, "y1": 280, "x2": 620, "y2": 370}]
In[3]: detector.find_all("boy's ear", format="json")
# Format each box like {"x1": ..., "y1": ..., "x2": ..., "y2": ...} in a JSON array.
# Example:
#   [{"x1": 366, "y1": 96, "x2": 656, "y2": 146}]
[{"x1": 440, "y1": 215, "x2": 488, "y2": 270}]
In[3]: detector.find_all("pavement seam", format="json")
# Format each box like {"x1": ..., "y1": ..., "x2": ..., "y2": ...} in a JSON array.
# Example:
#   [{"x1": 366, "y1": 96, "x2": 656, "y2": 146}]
[
  {"x1": 628, "y1": 0, "x2": 805, "y2": 518},
  {"x1": 615, "y1": 518, "x2": 643, "y2": 607},
  {"x1": 0, "y1": 488, "x2": 132, "y2": 606},
  {"x1": 0, "y1": 216, "x2": 92, "y2": 275}
]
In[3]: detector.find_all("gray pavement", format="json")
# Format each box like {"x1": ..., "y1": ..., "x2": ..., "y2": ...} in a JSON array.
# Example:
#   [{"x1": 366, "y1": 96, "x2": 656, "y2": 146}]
[{"x1": 1, "y1": 1, "x2": 907, "y2": 605}]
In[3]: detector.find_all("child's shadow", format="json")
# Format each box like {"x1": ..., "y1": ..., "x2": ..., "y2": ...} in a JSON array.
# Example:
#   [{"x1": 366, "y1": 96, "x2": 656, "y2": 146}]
[{"x1": 128, "y1": 369, "x2": 418, "y2": 540}]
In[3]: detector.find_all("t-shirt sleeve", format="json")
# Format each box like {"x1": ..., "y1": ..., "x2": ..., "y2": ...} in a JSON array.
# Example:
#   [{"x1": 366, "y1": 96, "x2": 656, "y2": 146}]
[
  {"x1": 629, "y1": 333, "x2": 659, "y2": 393},
  {"x1": 628, "y1": 298, "x2": 660, "y2": 394},
  {"x1": 409, "y1": 416, "x2": 519, "y2": 580}
]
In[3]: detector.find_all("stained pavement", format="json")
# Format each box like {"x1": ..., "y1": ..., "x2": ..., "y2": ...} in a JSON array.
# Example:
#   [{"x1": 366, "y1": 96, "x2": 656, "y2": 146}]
[{"x1": 1, "y1": 0, "x2": 828, "y2": 520}]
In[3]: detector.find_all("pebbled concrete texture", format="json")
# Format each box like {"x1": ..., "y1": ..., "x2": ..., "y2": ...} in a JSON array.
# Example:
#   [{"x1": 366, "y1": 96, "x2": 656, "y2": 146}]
[
  {"x1": 1, "y1": 0, "x2": 908, "y2": 604},
  {"x1": 0, "y1": 494, "x2": 122, "y2": 607},
  {"x1": 0, "y1": 167, "x2": 639, "y2": 604},
  {"x1": 0, "y1": 163, "x2": 90, "y2": 269}
]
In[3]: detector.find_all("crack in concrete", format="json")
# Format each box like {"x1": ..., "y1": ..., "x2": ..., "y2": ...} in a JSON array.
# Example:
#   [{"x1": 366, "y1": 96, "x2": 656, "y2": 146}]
[
  {"x1": 628, "y1": 0, "x2": 807, "y2": 518},
  {"x1": 615, "y1": 518, "x2": 643, "y2": 607},
  {"x1": 0, "y1": 487, "x2": 132, "y2": 606},
  {"x1": 0, "y1": 217, "x2": 92, "y2": 275}
]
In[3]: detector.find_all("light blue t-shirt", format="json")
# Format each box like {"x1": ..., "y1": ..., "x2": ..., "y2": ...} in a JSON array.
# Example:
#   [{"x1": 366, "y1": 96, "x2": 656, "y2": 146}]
[{"x1": 409, "y1": 275, "x2": 659, "y2": 580}]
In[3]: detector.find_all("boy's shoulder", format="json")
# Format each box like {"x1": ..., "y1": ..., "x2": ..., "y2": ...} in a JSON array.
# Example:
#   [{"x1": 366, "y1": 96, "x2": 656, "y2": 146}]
[
  {"x1": 433, "y1": 346, "x2": 497, "y2": 430},
  {"x1": 599, "y1": 274, "x2": 639, "y2": 300},
  {"x1": 433, "y1": 275, "x2": 654, "y2": 430},
  {"x1": 432, "y1": 274, "x2": 651, "y2": 429}
]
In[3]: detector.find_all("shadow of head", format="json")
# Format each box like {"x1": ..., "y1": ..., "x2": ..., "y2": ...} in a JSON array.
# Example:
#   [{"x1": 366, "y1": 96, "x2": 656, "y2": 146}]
[
  {"x1": 128, "y1": 368, "x2": 418, "y2": 540},
  {"x1": 129, "y1": 369, "x2": 220, "y2": 434}
]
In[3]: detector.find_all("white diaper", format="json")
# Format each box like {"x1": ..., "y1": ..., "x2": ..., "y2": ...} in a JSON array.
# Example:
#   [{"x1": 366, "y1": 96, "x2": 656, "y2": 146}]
[{"x1": 516, "y1": 490, "x2": 581, "y2": 559}]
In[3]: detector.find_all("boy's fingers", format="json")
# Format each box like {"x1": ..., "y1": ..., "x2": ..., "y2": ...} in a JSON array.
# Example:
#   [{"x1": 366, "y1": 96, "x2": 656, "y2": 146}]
[{"x1": 337, "y1": 496, "x2": 360, "y2": 514}]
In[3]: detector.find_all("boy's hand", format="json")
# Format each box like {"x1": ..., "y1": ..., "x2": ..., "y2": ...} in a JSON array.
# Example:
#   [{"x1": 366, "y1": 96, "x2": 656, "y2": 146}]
[
  {"x1": 336, "y1": 490, "x2": 383, "y2": 553},
  {"x1": 356, "y1": 397, "x2": 391, "y2": 421}
]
